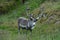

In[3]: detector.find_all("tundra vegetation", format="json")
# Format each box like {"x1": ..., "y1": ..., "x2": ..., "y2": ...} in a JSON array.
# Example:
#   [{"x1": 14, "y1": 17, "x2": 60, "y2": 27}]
[{"x1": 0, "y1": 0, "x2": 60, "y2": 40}]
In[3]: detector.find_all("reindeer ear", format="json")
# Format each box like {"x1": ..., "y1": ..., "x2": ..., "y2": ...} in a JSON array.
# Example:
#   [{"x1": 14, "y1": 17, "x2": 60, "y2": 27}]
[{"x1": 36, "y1": 17, "x2": 39, "y2": 19}]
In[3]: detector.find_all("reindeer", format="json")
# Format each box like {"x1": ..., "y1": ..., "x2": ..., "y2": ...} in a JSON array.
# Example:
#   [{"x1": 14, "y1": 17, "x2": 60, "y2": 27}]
[{"x1": 18, "y1": 13, "x2": 40, "y2": 32}]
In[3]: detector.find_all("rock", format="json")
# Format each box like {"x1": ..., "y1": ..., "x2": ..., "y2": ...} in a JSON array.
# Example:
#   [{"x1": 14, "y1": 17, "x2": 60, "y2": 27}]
[{"x1": 55, "y1": 21, "x2": 60, "y2": 24}]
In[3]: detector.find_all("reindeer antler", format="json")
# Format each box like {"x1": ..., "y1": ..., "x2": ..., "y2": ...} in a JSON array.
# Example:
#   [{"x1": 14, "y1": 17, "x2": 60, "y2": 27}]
[{"x1": 25, "y1": 2, "x2": 30, "y2": 17}]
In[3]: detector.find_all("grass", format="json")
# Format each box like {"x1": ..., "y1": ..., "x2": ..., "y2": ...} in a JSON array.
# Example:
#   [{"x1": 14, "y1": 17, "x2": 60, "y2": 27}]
[{"x1": 0, "y1": 23, "x2": 60, "y2": 40}]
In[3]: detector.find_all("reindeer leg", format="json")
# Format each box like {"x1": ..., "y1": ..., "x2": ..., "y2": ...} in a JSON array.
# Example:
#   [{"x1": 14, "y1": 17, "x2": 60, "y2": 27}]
[
  {"x1": 18, "y1": 26, "x2": 20, "y2": 32},
  {"x1": 30, "y1": 28, "x2": 32, "y2": 33},
  {"x1": 30, "y1": 29, "x2": 32, "y2": 37},
  {"x1": 18, "y1": 22, "x2": 20, "y2": 32}
]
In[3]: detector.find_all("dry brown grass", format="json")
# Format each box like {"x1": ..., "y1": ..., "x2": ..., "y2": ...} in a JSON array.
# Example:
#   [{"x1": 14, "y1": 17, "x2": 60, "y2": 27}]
[{"x1": 31, "y1": 1, "x2": 60, "y2": 24}]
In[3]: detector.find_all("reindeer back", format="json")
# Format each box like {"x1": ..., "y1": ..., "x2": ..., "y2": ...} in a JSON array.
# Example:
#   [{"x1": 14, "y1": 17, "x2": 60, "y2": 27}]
[{"x1": 18, "y1": 17, "x2": 29, "y2": 27}]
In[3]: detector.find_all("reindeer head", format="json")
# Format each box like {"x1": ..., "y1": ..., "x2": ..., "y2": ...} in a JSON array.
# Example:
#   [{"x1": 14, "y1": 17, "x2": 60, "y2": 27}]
[{"x1": 29, "y1": 13, "x2": 40, "y2": 22}]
